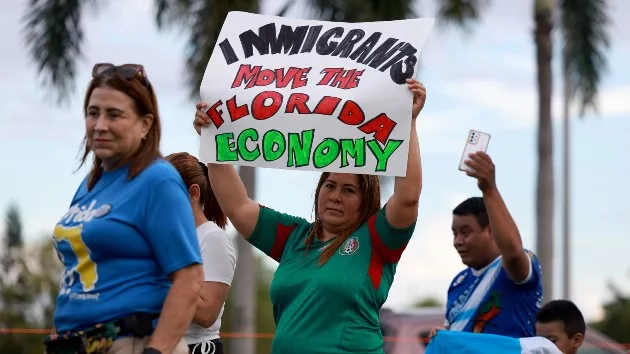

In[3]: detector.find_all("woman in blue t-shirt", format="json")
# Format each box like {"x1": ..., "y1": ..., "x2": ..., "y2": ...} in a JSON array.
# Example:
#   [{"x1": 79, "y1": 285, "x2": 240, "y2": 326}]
[{"x1": 45, "y1": 63, "x2": 203, "y2": 354}]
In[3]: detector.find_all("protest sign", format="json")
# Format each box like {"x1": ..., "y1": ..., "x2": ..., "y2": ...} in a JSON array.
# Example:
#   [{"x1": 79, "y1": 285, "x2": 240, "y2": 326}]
[{"x1": 199, "y1": 11, "x2": 434, "y2": 176}]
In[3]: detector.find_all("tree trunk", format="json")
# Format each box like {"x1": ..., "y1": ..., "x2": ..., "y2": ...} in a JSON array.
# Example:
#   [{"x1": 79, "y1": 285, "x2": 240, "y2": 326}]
[
  {"x1": 534, "y1": 0, "x2": 555, "y2": 304},
  {"x1": 230, "y1": 166, "x2": 256, "y2": 354},
  {"x1": 562, "y1": 42, "x2": 571, "y2": 300}
]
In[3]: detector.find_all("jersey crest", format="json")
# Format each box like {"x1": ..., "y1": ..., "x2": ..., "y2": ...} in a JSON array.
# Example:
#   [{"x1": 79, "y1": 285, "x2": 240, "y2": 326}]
[{"x1": 339, "y1": 236, "x2": 359, "y2": 255}]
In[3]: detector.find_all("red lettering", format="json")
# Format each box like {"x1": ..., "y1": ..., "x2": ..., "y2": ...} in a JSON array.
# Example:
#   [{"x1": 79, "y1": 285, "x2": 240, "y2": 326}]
[
  {"x1": 330, "y1": 69, "x2": 355, "y2": 89},
  {"x1": 317, "y1": 68, "x2": 363, "y2": 89},
  {"x1": 313, "y1": 96, "x2": 342, "y2": 115},
  {"x1": 358, "y1": 114, "x2": 397, "y2": 144},
  {"x1": 317, "y1": 68, "x2": 343, "y2": 86},
  {"x1": 226, "y1": 96, "x2": 249, "y2": 122},
  {"x1": 345, "y1": 70, "x2": 364, "y2": 89},
  {"x1": 251, "y1": 91, "x2": 283, "y2": 120},
  {"x1": 286, "y1": 93, "x2": 311, "y2": 114},
  {"x1": 294, "y1": 68, "x2": 311, "y2": 89},
  {"x1": 231, "y1": 64, "x2": 261, "y2": 88},
  {"x1": 255, "y1": 69, "x2": 275, "y2": 87},
  {"x1": 275, "y1": 67, "x2": 311, "y2": 89},
  {"x1": 206, "y1": 100, "x2": 224, "y2": 128},
  {"x1": 337, "y1": 100, "x2": 365, "y2": 125}
]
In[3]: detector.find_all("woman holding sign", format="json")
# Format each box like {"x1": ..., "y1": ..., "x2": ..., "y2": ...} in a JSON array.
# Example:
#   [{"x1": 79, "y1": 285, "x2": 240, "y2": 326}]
[{"x1": 193, "y1": 78, "x2": 425, "y2": 354}]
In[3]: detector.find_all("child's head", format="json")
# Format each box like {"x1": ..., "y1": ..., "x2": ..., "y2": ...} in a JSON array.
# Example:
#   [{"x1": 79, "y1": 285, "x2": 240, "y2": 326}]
[{"x1": 535, "y1": 300, "x2": 586, "y2": 354}]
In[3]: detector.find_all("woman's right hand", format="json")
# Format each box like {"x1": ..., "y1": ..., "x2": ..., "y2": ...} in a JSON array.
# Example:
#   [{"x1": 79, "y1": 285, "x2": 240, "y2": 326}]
[{"x1": 194, "y1": 101, "x2": 211, "y2": 136}]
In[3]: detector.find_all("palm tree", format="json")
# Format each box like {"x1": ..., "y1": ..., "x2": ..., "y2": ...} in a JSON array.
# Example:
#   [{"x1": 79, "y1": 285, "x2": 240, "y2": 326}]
[{"x1": 560, "y1": 0, "x2": 609, "y2": 300}]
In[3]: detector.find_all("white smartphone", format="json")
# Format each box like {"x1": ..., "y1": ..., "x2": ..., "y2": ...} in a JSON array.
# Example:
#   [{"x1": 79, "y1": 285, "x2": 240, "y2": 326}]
[{"x1": 458, "y1": 129, "x2": 492, "y2": 172}]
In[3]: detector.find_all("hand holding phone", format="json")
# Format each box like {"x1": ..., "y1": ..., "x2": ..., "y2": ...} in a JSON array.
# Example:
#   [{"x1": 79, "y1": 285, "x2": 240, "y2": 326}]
[{"x1": 458, "y1": 130, "x2": 491, "y2": 172}]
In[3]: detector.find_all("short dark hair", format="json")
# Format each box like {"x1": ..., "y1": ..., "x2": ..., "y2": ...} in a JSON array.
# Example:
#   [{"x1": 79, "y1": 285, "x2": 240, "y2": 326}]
[
  {"x1": 453, "y1": 197, "x2": 489, "y2": 229},
  {"x1": 536, "y1": 300, "x2": 586, "y2": 336}
]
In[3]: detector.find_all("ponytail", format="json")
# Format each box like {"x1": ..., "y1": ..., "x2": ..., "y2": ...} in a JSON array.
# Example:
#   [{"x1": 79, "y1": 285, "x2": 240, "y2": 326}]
[{"x1": 198, "y1": 162, "x2": 228, "y2": 229}]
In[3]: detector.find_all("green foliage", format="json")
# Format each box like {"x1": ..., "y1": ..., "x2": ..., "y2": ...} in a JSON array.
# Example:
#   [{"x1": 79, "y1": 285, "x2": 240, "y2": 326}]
[
  {"x1": 411, "y1": 296, "x2": 443, "y2": 308},
  {"x1": 590, "y1": 279, "x2": 630, "y2": 345},
  {"x1": 561, "y1": 0, "x2": 611, "y2": 116},
  {"x1": 0, "y1": 206, "x2": 60, "y2": 354},
  {"x1": 22, "y1": 0, "x2": 260, "y2": 104},
  {"x1": 221, "y1": 255, "x2": 276, "y2": 354}
]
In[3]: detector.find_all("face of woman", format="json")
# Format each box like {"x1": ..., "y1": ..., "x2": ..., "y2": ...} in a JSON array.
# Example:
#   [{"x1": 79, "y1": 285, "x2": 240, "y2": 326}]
[
  {"x1": 317, "y1": 173, "x2": 363, "y2": 233},
  {"x1": 85, "y1": 86, "x2": 151, "y2": 170}
]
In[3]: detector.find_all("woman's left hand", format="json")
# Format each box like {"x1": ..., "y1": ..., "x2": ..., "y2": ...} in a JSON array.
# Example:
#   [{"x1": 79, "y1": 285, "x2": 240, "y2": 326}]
[{"x1": 408, "y1": 78, "x2": 426, "y2": 120}]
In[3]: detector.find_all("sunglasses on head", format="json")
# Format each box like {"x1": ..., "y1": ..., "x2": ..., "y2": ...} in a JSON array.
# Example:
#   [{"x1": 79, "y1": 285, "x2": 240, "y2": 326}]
[{"x1": 92, "y1": 63, "x2": 151, "y2": 90}]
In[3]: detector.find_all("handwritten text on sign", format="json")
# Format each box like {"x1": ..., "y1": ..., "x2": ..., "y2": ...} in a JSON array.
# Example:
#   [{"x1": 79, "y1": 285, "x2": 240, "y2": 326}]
[{"x1": 199, "y1": 12, "x2": 434, "y2": 176}]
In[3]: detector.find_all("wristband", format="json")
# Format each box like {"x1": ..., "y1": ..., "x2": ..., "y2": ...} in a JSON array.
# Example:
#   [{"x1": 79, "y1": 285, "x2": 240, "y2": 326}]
[{"x1": 142, "y1": 348, "x2": 162, "y2": 354}]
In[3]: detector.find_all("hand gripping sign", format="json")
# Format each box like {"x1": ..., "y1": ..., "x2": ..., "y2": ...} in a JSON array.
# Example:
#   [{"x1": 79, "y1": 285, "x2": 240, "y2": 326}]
[{"x1": 199, "y1": 11, "x2": 434, "y2": 177}]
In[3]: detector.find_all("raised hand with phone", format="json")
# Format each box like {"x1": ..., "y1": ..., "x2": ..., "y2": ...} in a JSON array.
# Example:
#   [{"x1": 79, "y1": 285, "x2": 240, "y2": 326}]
[{"x1": 463, "y1": 151, "x2": 497, "y2": 193}]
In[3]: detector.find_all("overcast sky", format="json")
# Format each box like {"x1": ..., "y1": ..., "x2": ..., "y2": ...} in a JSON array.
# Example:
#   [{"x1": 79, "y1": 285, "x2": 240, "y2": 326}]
[{"x1": 1, "y1": 0, "x2": 629, "y2": 321}]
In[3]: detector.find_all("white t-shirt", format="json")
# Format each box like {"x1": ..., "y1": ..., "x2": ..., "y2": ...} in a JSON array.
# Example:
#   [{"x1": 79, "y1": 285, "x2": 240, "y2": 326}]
[{"x1": 185, "y1": 221, "x2": 237, "y2": 344}]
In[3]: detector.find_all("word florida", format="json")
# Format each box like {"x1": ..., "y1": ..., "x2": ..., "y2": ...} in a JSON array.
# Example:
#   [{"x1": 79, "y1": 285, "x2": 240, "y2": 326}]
[
  {"x1": 218, "y1": 23, "x2": 418, "y2": 84},
  {"x1": 215, "y1": 129, "x2": 402, "y2": 172}
]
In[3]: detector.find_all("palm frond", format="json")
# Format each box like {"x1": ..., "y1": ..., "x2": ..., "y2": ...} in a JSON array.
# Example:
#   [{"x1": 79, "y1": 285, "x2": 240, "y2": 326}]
[
  {"x1": 21, "y1": 0, "x2": 87, "y2": 105},
  {"x1": 276, "y1": 0, "x2": 298, "y2": 17},
  {"x1": 436, "y1": 0, "x2": 489, "y2": 29},
  {"x1": 154, "y1": 0, "x2": 197, "y2": 29},
  {"x1": 183, "y1": 0, "x2": 259, "y2": 99},
  {"x1": 304, "y1": 0, "x2": 415, "y2": 23},
  {"x1": 561, "y1": 0, "x2": 610, "y2": 116}
]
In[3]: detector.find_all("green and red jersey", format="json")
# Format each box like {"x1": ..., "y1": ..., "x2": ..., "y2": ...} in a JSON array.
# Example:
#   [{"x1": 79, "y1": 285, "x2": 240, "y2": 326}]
[{"x1": 248, "y1": 204, "x2": 415, "y2": 354}]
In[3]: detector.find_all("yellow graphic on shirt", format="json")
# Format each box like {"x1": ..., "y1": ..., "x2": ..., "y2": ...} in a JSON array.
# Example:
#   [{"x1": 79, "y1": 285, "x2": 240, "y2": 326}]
[{"x1": 54, "y1": 224, "x2": 98, "y2": 292}]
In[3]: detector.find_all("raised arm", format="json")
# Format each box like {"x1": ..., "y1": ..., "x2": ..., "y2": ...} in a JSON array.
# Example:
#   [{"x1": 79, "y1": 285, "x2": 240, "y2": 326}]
[
  {"x1": 385, "y1": 79, "x2": 425, "y2": 229},
  {"x1": 464, "y1": 152, "x2": 531, "y2": 283},
  {"x1": 194, "y1": 102, "x2": 260, "y2": 238}
]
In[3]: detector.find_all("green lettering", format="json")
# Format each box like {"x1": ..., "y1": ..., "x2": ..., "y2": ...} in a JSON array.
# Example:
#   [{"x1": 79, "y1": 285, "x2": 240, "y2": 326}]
[
  {"x1": 237, "y1": 128, "x2": 261, "y2": 161},
  {"x1": 339, "y1": 138, "x2": 366, "y2": 168},
  {"x1": 215, "y1": 133, "x2": 238, "y2": 162},
  {"x1": 367, "y1": 139, "x2": 403, "y2": 172},
  {"x1": 313, "y1": 138, "x2": 340, "y2": 168},
  {"x1": 262, "y1": 130, "x2": 286, "y2": 161},
  {"x1": 287, "y1": 130, "x2": 314, "y2": 167}
]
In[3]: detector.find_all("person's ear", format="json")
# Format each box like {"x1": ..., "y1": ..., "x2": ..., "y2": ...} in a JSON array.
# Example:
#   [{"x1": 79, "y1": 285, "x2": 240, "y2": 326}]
[
  {"x1": 139, "y1": 113, "x2": 154, "y2": 138},
  {"x1": 484, "y1": 225, "x2": 493, "y2": 239},
  {"x1": 571, "y1": 333, "x2": 584, "y2": 350},
  {"x1": 188, "y1": 184, "x2": 201, "y2": 203}
]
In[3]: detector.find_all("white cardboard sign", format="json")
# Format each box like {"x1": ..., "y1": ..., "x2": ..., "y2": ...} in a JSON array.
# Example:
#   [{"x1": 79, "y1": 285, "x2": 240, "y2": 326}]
[{"x1": 199, "y1": 11, "x2": 434, "y2": 176}]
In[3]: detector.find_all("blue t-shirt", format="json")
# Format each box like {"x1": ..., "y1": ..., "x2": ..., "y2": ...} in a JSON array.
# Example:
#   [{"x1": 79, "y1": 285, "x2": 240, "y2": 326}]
[
  {"x1": 445, "y1": 250, "x2": 543, "y2": 338},
  {"x1": 52, "y1": 159, "x2": 202, "y2": 332}
]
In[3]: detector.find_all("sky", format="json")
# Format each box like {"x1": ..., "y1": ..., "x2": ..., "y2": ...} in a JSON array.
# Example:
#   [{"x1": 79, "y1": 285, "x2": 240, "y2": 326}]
[{"x1": 1, "y1": 0, "x2": 629, "y2": 322}]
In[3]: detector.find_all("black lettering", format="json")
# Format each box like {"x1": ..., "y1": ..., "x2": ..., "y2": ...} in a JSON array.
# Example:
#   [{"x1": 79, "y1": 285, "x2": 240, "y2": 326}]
[
  {"x1": 316, "y1": 27, "x2": 344, "y2": 55},
  {"x1": 275, "y1": 25, "x2": 309, "y2": 55},
  {"x1": 240, "y1": 23, "x2": 277, "y2": 58},
  {"x1": 331, "y1": 29, "x2": 366, "y2": 58},
  {"x1": 389, "y1": 54, "x2": 418, "y2": 84},
  {"x1": 300, "y1": 25, "x2": 323, "y2": 53},
  {"x1": 362, "y1": 38, "x2": 404, "y2": 69},
  {"x1": 239, "y1": 23, "x2": 311, "y2": 58},
  {"x1": 349, "y1": 32, "x2": 382, "y2": 63},
  {"x1": 219, "y1": 39, "x2": 239, "y2": 65},
  {"x1": 380, "y1": 43, "x2": 417, "y2": 71}
]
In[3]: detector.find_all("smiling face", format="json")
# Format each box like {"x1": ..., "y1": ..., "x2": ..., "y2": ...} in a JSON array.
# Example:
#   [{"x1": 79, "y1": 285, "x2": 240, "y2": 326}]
[
  {"x1": 451, "y1": 214, "x2": 496, "y2": 269},
  {"x1": 316, "y1": 173, "x2": 363, "y2": 234},
  {"x1": 85, "y1": 86, "x2": 152, "y2": 171}
]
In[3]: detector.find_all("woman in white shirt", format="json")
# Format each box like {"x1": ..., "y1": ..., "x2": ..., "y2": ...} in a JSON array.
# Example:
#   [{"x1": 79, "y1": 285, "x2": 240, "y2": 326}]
[{"x1": 166, "y1": 152, "x2": 237, "y2": 354}]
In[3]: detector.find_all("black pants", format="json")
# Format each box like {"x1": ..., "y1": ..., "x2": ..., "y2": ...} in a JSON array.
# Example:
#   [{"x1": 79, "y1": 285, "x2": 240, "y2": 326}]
[{"x1": 188, "y1": 338, "x2": 224, "y2": 354}]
